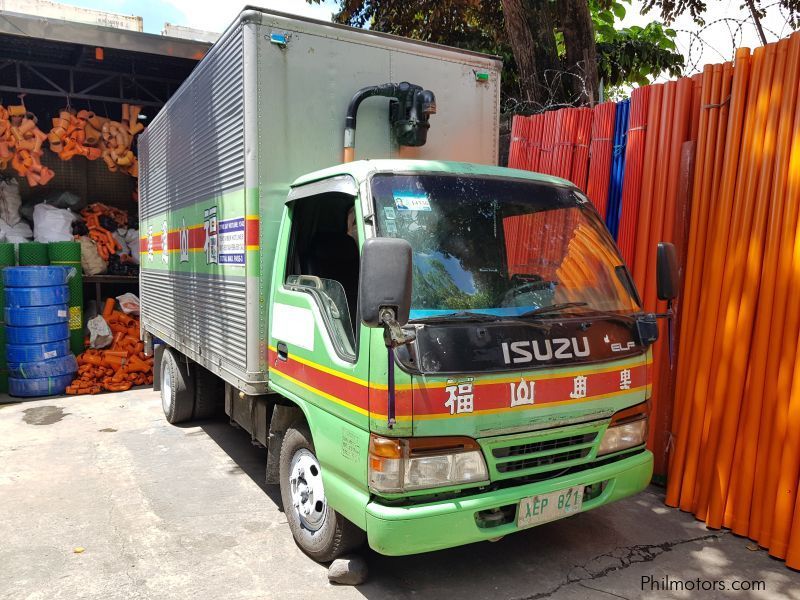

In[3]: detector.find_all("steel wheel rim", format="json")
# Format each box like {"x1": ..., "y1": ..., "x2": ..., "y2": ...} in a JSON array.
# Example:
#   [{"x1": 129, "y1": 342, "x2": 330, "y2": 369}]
[{"x1": 289, "y1": 448, "x2": 327, "y2": 532}]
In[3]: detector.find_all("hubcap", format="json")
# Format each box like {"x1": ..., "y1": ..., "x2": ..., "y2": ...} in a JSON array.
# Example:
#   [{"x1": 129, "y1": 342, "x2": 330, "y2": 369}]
[
  {"x1": 289, "y1": 448, "x2": 327, "y2": 532},
  {"x1": 161, "y1": 364, "x2": 172, "y2": 414}
]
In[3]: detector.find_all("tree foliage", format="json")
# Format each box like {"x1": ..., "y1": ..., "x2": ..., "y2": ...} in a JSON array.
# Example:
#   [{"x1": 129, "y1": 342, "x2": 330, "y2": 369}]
[{"x1": 309, "y1": 0, "x2": 684, "y2": 108}]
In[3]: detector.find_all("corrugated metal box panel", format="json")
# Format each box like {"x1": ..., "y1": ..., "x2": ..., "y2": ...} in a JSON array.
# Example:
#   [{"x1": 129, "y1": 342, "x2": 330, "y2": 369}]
[{"x1": 140, "y1": 20, "x2": 250, "y2": 385}]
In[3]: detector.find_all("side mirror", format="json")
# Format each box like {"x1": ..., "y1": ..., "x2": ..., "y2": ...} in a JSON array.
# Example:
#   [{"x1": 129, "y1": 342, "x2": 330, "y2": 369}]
[
  {"x1": 656, "y1": 242, "x2": 679, "y2": 301},
  {"x1": 358, "y1": 237, "x2": 412, "y2": 327}
]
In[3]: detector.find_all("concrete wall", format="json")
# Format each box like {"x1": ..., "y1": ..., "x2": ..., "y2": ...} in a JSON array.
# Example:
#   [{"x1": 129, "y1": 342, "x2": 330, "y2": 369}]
[
  {"x1": 0, "y1": 0, "x2": 142, "y2": 31},
  {"x1": 162, "y1": 23, "x2": 219, "y2": 44}
]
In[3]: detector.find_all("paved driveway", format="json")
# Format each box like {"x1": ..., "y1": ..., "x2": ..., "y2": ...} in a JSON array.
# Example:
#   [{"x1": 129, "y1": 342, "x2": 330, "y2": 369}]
[{"x1": 1, "y1": 391, "x2": 797, "y2": 599}]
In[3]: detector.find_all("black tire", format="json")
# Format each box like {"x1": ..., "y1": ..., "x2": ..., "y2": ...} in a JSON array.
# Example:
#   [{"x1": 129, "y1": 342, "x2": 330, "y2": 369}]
[
  {"x1": 160, "y1": 348, "x2": 195, "y2": 424},
  {"x1": 279, "y1": 424, "x2": 365, "y2": 562},
  {"x1": 193, "y1": 365, "x2": 224, "y2": 419}
]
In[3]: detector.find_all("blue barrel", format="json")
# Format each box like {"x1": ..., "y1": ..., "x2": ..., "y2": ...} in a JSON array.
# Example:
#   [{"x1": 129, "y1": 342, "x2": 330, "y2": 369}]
[
  {"x1": 6, "y1": 339, "x2": 70, "y2": 363},
  {"x1": 5, "y1": 304, "x2": 69, "y2": 327},
  {"x1": 3, "y1": 266, "x2": 73, "y2": 287},
  {"x1": 5, "y1": 285, "x2": 70, "y2": 307},
  {"x1": 8, "y1": 353, "x2": 77, "y2": 379},
  {"x1": 6, "y1": 323, "x2": 69, "y2": 344},
  {"x1": 9, "y1": 372, "x2": 74, "y2": 397}
]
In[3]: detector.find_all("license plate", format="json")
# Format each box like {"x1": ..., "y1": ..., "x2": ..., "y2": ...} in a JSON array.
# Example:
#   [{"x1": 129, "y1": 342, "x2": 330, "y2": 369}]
[{"x1": 517, "y1": 486, "x2": 584, "y2": 528}]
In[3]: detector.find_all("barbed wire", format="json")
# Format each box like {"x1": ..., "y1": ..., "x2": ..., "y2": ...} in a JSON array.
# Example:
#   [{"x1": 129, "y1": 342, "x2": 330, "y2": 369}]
[{"x1": 499, "y1": 2, "x2": 797, "y2": 116}]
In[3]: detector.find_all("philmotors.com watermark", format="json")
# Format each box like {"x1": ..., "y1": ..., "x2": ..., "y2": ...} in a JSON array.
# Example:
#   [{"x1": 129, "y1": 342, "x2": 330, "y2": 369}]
[{"x1": 642, "y1": 575, "x2": 767, "y2": 593}]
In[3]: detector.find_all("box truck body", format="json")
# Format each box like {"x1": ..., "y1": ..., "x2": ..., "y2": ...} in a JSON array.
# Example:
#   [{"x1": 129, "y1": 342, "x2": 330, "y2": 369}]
[{"x1": 139, "y1": 8, "x2": 500, "y2": 394}]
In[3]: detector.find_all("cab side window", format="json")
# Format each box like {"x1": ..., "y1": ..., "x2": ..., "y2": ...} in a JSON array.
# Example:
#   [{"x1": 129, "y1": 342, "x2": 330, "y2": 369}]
[{"x1": 285, "y1": 192, "x2": 359, "y2": 361}]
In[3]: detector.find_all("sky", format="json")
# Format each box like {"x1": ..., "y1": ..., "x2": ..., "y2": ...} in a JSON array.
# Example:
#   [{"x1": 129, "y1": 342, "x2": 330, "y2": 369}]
[
  {"x1": 58, "y1": 0, "x2": 336, "y2": 34},
  {"x1": 622, "y1": 0, "x2": 796, "y2": 77},
  {"x1": 19, "y1": 0, "x2": 799, "y2": 74}
]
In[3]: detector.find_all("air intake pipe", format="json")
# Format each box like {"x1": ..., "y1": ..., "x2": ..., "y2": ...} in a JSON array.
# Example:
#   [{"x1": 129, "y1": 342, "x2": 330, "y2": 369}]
[{"x1": 343, "y1": 82, "x2": 436, "y2": 163}]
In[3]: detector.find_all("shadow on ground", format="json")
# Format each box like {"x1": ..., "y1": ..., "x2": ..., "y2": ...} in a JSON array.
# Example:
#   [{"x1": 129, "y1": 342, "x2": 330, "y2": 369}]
[{"x1": 191, "y1": 413, "x2": 799, "y2": 599}]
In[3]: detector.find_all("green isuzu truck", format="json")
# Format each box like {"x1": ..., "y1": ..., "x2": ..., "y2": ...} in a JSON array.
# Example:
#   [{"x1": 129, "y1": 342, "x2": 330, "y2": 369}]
[{"x1": 140, "y1": 7, "x2": 674, "y2": 561}]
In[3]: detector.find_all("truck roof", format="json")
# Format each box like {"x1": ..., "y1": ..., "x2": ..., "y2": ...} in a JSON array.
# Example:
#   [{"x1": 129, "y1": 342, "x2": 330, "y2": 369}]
[{"x1": 290, "y1": 160, "x2": 575, "y2": 190}]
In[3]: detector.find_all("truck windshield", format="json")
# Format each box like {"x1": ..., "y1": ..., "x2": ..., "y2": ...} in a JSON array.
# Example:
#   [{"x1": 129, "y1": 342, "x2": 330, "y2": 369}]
[{"x1": 371, "y1": 173, "x2": 640, "y2": 320}]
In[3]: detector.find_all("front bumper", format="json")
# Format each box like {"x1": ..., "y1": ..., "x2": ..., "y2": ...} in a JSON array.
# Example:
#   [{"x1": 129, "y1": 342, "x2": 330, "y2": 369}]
[{"x1": 365, "y1": 449, "x2": 653, "y2": 556}]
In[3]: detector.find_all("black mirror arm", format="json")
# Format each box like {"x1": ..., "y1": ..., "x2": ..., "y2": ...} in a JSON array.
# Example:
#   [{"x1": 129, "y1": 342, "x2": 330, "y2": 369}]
[
  {"x1": 379, "y1": 307, "x2": 416, "y2": 429},
  {"x1": 654, "y1": 298, "x2": 675, "y2": 319},
  {"x1": 654, "y1": 299, "x2": 676, "y2": 368}
]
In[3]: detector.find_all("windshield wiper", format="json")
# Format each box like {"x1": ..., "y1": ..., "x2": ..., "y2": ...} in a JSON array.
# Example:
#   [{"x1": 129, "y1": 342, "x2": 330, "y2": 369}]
[
  {"x1": 411, "y1": 311, "x2": 502, "y2": 324},
  {"x1": 518, "y1": 302, "x2": 589, "y2": 318}
]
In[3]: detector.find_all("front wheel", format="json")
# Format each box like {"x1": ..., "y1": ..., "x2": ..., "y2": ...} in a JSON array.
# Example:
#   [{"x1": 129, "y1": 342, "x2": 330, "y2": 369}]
[{"x1": 279, "y1": 424, "x2": 365, "y2": 562}]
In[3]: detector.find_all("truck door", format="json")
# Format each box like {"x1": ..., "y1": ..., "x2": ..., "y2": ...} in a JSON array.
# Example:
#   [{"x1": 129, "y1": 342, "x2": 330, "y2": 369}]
[{"x1": 268, "y1": 177, "x2": 371, "y2": 433}]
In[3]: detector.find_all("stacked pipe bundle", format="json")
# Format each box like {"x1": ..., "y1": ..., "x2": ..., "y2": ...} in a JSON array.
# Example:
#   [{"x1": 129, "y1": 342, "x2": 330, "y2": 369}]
[
  {"x1": 508, "y1": 116, "x2": 528, "y2": 170},
  {"x1": 630, "y1": 75, "x2": 698, "y2": 477},
  {"x1": 3, "y1": 266, "x2": 77, "y2": 397},
  {"x1": 508, "y1": 114, "x2": 542, "y2": 171},
  {"x1": 570, "y1": 108, "x2": 594, "y2": 191},
  {"x1": 617, "y1": 86, "x2": 652, "y2": 267},
  {"x1": 666, "y1": 32, "x2": 800, "y2": 570},
  {"x1": 605, "y1": 100, "x2": 630, "y2": 238},
  {"x1": 585, "y1": 102, "x2": 617, "y2": 218},
  {"x1": 509, "y1": 109, "x2": 594, "y2": 189}
]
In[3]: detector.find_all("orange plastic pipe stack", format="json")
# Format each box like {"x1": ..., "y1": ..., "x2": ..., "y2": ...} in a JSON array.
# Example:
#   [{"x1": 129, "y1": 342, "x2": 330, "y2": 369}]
[
  {"x1": 551, "y1": 108, "x2": 578, "y2": 180},
  {"x1": 617, "y1": 86, "x2": 651, "y2": 268},
  {"x1": 570, "y1": 108, "x2": 593, "y2": 191},
  {"x1": 664, "y1": 32, "x2": 800, "y2": 571},
  {"x1": 508, "y1": 115, "x2": 527, "y2": 169},
  {"x1": 628, "y1": 75, "x2": 696, "y2": 476},
  {"x1": 585, "y1": 102, "x2": 616, "y2": 218},
  {"x1": 525, "y1": 114, "x2": 544, "y2": 172},
  {"x1": 539, "y1": 110, "x2": 559, "y2": 174}
]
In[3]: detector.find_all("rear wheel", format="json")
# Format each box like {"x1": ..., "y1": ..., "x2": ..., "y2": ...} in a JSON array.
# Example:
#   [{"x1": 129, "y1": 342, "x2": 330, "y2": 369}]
[
  {"x1": 193, "y1": 365, "x2": 224, "y2": 419},
  {"x1": 160, "y1": 348, "x2": 195, "y2": 424},
  {"x1": 279, "y1": 424, "x2": 365, "y2": 562}
]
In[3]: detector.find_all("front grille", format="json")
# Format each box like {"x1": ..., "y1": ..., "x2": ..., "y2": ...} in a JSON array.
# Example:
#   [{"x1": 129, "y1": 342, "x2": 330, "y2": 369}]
[
  {"x1": 496, "y1": 447, "x2": 592, "y2": 473},
  {"x1": 493, "y1": 433, "x2": 596, "y2": 459},
  {"x1": 485, "y1": 428, "x2": 600, "y2": 481}
]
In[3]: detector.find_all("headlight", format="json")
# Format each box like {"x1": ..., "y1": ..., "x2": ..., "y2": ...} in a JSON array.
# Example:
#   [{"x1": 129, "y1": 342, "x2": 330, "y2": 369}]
[
  {"x1": 368, "y1": 434, "x2": 489, "y2": 493},
  {"x1": 597, "y1": 402, "x2": 649, "y2": 456}
]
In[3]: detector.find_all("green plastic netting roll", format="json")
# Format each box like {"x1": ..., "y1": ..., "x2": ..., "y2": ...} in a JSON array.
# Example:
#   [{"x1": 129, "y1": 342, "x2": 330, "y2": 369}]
[
  {"x1": 48, "y1": 241, "x2": 84, "y2": 356},
  {"x1": 0, "y1": 242, "x2": 15, "y2": 317},
  {"x1": 18, "y1": 242, "x2": 49, "y2": 266}
]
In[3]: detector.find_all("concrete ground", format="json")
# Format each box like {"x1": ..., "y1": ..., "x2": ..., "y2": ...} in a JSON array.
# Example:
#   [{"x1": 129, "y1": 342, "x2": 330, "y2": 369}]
[{"x1": 1, "y1": 390, "x2": 798, "y2": 600}]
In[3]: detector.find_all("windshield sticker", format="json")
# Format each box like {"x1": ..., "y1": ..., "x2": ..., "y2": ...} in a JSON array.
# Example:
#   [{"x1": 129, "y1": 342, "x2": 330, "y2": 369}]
[
  {"x1": 394, "y1": 192, "x2": 431, "y2": 212},
  {"x1": 384, "y1": 220, "x2": 398, "y2": 234},
  {"x1": 383, "y1": 206, "x2": 397, "y2": 220}
]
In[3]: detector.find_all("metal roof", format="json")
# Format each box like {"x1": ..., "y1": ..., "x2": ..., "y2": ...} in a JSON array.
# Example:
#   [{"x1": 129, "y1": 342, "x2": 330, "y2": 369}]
[
  {"x1": 0, "y1": 10, "x2": 210, "y2": 60},
  {"x1": 0, "y1": 10, "x2": 208, "y2": 108}
]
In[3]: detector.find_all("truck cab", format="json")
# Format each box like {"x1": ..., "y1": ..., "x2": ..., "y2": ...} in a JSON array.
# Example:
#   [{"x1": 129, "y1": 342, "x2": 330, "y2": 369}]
[{"x1": 263, "y1": 158, "x2": 658, "y2": 557}]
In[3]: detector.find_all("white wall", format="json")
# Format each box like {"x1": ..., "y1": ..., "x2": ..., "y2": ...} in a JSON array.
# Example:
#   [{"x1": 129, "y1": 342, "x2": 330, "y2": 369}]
[{"x1": 0, "y1": 0, "x2": 142, "y2": 31}]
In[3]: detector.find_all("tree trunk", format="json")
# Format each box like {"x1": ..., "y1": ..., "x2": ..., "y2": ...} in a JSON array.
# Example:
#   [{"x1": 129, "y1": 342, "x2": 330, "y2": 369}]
[
  {"x1": 561, "y1": 0, "x2": 599, "y2": 104},
  {"x1": 501, "y1": 0, "x2": 565, "y2": 107}
]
